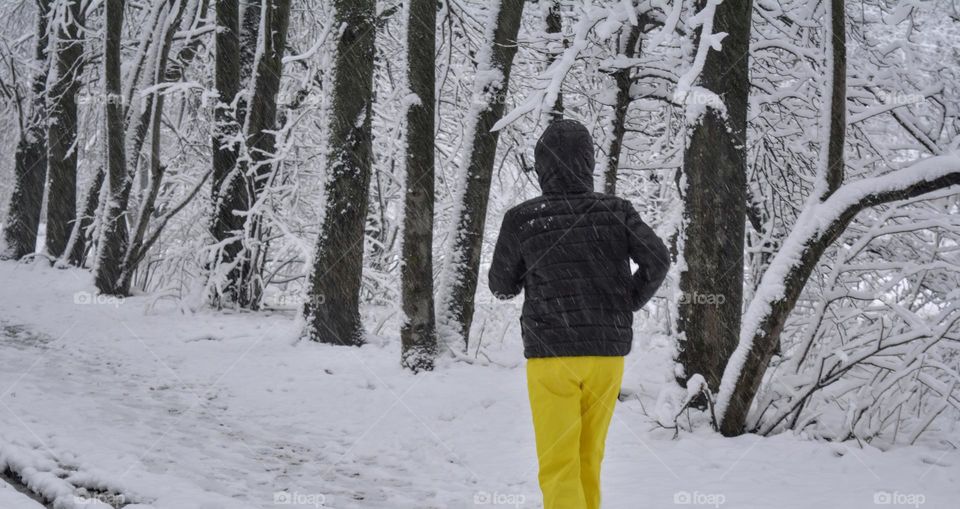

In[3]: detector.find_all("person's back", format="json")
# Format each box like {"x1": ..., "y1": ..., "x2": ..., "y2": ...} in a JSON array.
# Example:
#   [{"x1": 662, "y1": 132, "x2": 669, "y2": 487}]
[
  {"x1": 487, "y1": 119, "x2": 670, "y2": 509},
  {"x1": 488, "y1": 119, "x2": 670, "y2": 358}
]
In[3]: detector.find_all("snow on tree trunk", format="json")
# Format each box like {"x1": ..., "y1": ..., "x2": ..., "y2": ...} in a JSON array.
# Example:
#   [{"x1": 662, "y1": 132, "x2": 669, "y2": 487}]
[
  {"x1": 64, "y1": 167, "x2": 103, "y2": 266},
  {"x1": 207, "y1": 0, "x2": 290, "y2": 309},
  {"x1": 94, "y1": 0, "x2": 127, "y2": 295},
  {"x1": 817, "y1": 0, "x2": 846, "y2": 201},
  {"x1": 436, "y1": 0, "x2": 525, "y2": 350},
  {"x1": 543, "y1": 0, "x2": 564, "y2": 123},
  {"x1": 45, "y1": 0, "x2": 86, "y2": 259},
  {"x1": 116, "y1": 0, "x2": 195, "y2": 294},
  {"x1": 603, "y1": 21, "x2": 642, "y2": 196},
  {"x1": 1, "y1": 0, "x2": 51, "y2": 260},
  {"x1": 303, "y1": 0, "x2": 376, "y2": 345},
  {"x1": 716, "y1": 155, "x2": 960, "y2": 435},
  {"x1": 717, "y1": 0, "x2": 844, "y2": 434},
  {"x1": 209, "y1": 0, "x2": 242, "y2": 302},
  {"x1": 400, "y1": 0, "x2": 438, "y2": 371},
  {"x1": 237, "y1": 0, "x2": 291, "y2": 308},
  {"x1": 675, "y1": 0, "x2": 752, "y2": 394}
]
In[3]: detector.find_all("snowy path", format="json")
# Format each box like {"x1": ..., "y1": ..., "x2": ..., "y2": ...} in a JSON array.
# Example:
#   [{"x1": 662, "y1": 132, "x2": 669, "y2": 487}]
[
  {"x1": 0, "y1": 262, "x2": 958, "y2": 509},
  {"x1": 0, "y1": 478, "x2": 45, "y2": 508}
]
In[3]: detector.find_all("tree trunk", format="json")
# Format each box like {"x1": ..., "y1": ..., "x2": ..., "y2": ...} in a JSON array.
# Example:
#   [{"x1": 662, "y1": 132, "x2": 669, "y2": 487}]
[
  {"x1": 303, "y1": 0, "x2": 377, "y2": 345},
  {"x1": 91, "y1": 0, "x2": 193, "y2": 292},
  {"x1": 45, "y1": 0, "x2": 87, "y2": 258},
  {"x1": 237, "y1": 0, "x2": 260, "y2": 119},
  {"x1": 209, "y1": 0, "x2": 243, "y2": 302},
  {"x1": 94, "y1": 0, "x2": 126, "y2": 295},
  {"x1": 716, "y1": 158, "x2": 960, "y2": 435},
  {"x1": 437, "y1": 0, "x2": 525, "y2": 349},
  {"x1": 1, "y1": 0, "x2": 51, "y2": 260},
  {"x1": 603, "y1": 22, "x2": 642, "y2": 195},
  {"x1": 718, "y1": 0, "x2": 845, "y2": 435},
  {"x1": 64, "y1": 1, "x2": 209, "y2": 269},
  {"x1": 115, "y1": 0, "x2": 194, "y2": 293},
  {"x1": 400, "y1": 0, "x2": 438, "y2": 371},
  {"x1": 675, "y1": 0, "x2": 752, "y2": 393},
  {"x1": 64, "y1": 167, "x2": 103, "y2": 266},
  {"x1": 209, "y1": 0, "x2": 289, "y2": 309},
  {"x1": 819, "y1": 0, "x2": 846, "y2": 200},
  {"x1": 544, "y1": 0, "x2": 563, "y2": 123},
  {"x1": 238, "y1": 0, "x2": 291, "y2": 307}
]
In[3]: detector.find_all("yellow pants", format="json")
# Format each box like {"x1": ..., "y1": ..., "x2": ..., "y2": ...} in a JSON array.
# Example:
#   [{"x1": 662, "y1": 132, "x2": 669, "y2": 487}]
[{"x1": 527, "y1": 356, "x2": 625, "y2": 509}]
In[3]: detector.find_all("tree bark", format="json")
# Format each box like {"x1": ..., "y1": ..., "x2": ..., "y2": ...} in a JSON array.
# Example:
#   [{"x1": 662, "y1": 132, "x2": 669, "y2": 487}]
[
  {"x1": 544, "y1": 0, "x2": 563, "y2": 123},
  {"x1": 45, "y1": 0, "x2": 87, "y2": 258},
  {"x1": 115, "y1": 0, "x2": 205, "y2": 290},
  {"x1": 209, "y1": 0, "x2": 289, "y2": 308},
  {"x1": 64, "y1": 167, "x2": 102, "y2": 266},
  {"x1": 437, "y1": 0, "x2": 525, "y2": 349},
  {"x1": 718, "y1": 0, "x2": 844, "y2": 435},
  {"x1": 717, "y1": 157, "x2": 960, "y2": 435},
  {"x1": 400, "y1": 0, "x2": 438, "y2": 371},
  {"x1": 1, "y1": 0, "x2": 51, "y2": 260},
  {"x1": 209, "y1": 0, "x2": 243, "y2": 302},
  {"x1": 820, "y1": 0, "x2": 846, "y2": 199},
  {"x1": 303, "y1": 0, "x2": 377, "y2": 345},
  {"x1": 603, "y1": 22, "x2": 642, "y2": 196},
  {"x1": 238, "y1": 0, "x2": 291, "y2": 307},
  {"x1": 94, "y1": 0, "x2": 126, "y2": 295},
  {"x1": 675, "y1": 0, "x2": 752, "y2": 393}
]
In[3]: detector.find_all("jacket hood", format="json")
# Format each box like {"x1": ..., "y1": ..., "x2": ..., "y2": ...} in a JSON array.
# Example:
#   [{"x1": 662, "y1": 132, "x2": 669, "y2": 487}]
[{"x1": 534, "y1": 119, "x2": 595, "y2": 194}]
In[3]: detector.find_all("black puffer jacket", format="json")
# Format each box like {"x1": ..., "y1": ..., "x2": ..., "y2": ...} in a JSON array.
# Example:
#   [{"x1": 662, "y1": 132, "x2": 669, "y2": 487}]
[{"x1": 488, "y1": 119, "x2": 671, "y2": 358}]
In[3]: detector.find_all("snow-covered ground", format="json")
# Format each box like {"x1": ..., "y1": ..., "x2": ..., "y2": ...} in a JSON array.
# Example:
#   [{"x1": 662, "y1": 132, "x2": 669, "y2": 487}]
[{"x1": 0, "y1": 260, "x2": 957, "y2": 509}]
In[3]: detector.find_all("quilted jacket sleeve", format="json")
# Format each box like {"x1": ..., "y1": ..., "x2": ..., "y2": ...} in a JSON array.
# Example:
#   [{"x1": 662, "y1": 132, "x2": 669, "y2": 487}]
[
  {"x1": 488, "y1": 210, "x2": 525, "y2": 299},
  {"x1": 625, "y1": 201, "x2": 670, "y2": 311}
]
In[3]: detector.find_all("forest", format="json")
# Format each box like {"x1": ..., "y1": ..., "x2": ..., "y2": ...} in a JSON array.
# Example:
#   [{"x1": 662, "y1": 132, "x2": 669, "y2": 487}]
[{"x1": 0, "y1": 0, "x2": 959, "y2": 508}]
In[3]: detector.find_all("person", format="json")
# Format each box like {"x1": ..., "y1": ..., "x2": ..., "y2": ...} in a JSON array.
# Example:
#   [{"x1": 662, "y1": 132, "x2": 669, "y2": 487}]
[{"x1": 488, "y1": 119, "x2": 671, "y2": 509}]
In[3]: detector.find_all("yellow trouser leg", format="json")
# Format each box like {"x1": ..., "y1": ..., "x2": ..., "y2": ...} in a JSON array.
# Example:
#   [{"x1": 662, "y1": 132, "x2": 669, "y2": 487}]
[
  {"x1": 579, "y1": 356, "x2": 623, "y2": 509},
  {"x1": 527, "y1": 356, "x2": 624, "y2": 509}
]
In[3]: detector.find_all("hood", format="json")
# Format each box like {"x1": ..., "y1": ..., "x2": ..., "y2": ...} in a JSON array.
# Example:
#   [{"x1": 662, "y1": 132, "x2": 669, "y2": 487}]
[{"x1": 534, "y1": 119, "x2": 595, "y2": 194}]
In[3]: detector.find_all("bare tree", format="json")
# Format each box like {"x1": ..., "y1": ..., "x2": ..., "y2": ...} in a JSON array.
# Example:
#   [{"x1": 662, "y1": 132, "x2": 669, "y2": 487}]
[
  {"x1": 304, "y1": 0, "x2": 376, "y2": 345},
  {"x1": 94, "y1": 0, "x2": 126, "y2": 294},
  {"x1": 544, "y1": 0, "x2": 563, "y2": 123},
  {"x1": 209, "y1": 0, "x2": 290, "y2": 308},
  {"x1": 603, "y1": 21, "x2": 643, "y2": 195},
  {"x1": 437, "y1": 0, "x2": 525, "y2": 350},
  {"x1": 717, "y1": 0, "x2": 960, "y2": 435},
  {"x1": 675, "y1": 0, "x2": 752, "y2": 394},
  {"x1": 91, "y1": 0, "x2": 205, "y2": 293},
  {"x1": 115, "y1": 0, "x2": 201, "y2": 293},
  {"x1": 236, "y1": 0, "x2": 291, "y2": 306},
  {"x1": 303, "y1": 0, "x2": 377, "y2": 345},
  {"x1": 45, "y1": 0, "x2": 86, "y2": 258},
  {"x1": 400, "y1": 0, "x2": 438, "y2": 371},
  {"x1": 209, "y1": 0, "x2": 242, "y2": 303},
  {"x1": 2, "y1": 0, "x2": 51, "y2": 260}
]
